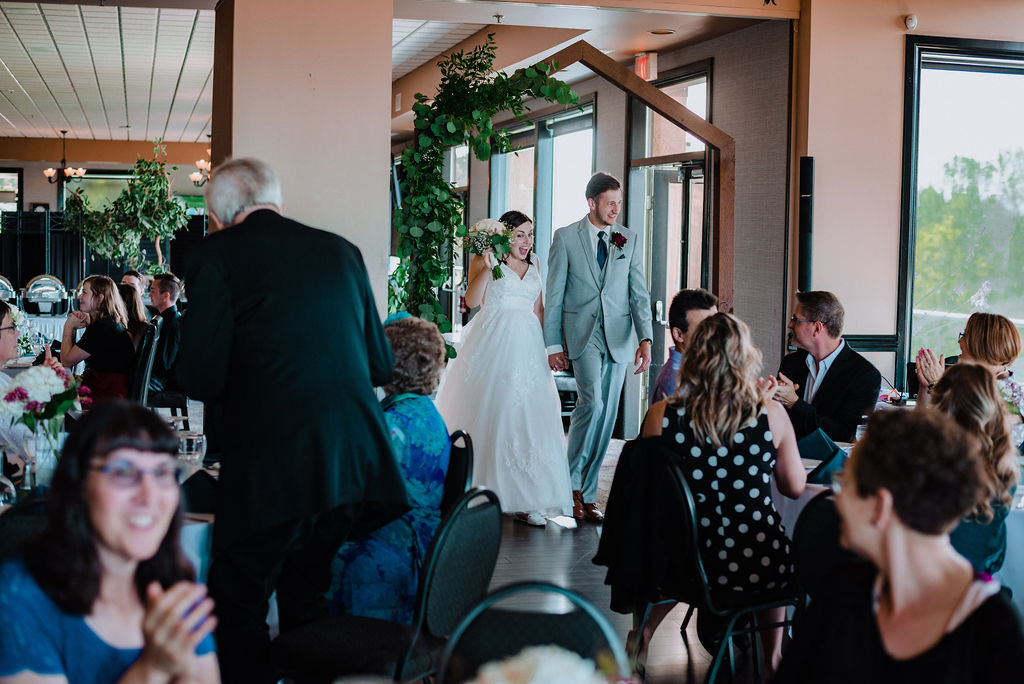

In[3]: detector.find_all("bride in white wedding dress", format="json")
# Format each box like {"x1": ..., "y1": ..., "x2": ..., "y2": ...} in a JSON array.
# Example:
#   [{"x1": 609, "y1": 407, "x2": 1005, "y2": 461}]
[{"x1": 435, "y1": 211, "x2": 572, "y2": 526}]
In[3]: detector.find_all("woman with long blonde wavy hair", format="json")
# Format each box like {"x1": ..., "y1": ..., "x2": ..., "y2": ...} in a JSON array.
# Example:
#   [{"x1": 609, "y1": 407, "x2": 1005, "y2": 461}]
[
  {"x1": 61, "y1": 275, "x2": 135, "y2": 402},
  {"x1": 929, "y1": 362, "x2": 1020, "y2": 573},
  {"x1": 639, "y1": 312, "x2": 805, "y2": 673}
]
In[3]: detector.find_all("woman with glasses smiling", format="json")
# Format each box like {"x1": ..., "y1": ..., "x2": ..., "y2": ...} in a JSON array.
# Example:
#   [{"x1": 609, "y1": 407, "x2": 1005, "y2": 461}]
[{"x1": 0, "y1": 402, "x2": 220, "y2": 684}]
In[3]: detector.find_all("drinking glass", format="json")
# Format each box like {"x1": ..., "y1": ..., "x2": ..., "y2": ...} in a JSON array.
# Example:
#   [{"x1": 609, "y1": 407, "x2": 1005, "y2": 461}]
[{"x1": 177, "y1": 432, "x2": 207, "y2": 482}]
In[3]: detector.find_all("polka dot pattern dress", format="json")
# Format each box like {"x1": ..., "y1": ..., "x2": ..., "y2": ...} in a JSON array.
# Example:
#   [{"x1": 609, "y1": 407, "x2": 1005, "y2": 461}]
[{"x1": 661, "y1": 404, "x2": 795, "y2": 593}]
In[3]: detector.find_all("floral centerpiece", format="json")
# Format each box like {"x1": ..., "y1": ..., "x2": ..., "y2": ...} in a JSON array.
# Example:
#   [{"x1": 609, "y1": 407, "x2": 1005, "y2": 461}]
[
  {"x1": 469, "y1": 645, "x2": 635, "y2": 684},
  {"x1": 998, "y1": 376, "x2": 1023, "y2": 417},
  {"x1": 462, "y1": 218, "x2": 514, "y2": 280},
  {"x1": 8, "y1": 306, "x2": 35, "y2": 358},
  {"x1": 0, "y1": 365, "x2": 91, "y2": 486}
]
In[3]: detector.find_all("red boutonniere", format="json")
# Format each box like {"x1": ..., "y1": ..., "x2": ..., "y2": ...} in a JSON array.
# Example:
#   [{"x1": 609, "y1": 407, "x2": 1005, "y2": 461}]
[{"x1": 610, "y1": 231, "x2": 627, "y2": 249}]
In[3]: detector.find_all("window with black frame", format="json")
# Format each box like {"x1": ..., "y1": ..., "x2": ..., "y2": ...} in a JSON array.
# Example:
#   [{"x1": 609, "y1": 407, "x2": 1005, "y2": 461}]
[{"x1": 900, "y1": 37, "x2": 1024, "y2": 381}]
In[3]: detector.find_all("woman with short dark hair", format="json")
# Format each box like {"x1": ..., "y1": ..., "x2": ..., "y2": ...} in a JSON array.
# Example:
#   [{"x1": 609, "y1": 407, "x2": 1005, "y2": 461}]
[
  {"x1": 0, "y1": 402, "x2": 219, "y2": 683},
  {"x1": 776, "y1": 409, "x2": 1024, "y2": 682},
  {"x1": 326, "y1": 315, "x2": 450, "y2": 623}
]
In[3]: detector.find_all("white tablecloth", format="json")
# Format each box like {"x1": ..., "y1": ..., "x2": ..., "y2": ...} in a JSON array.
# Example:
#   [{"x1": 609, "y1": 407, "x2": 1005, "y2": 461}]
[{"x1": 25, "y1": 315, "x2": 65, "y2": 343}]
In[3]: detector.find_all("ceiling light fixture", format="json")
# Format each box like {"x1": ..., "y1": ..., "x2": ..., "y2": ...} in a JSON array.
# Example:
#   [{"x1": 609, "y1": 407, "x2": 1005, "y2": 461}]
[
  {"x1": 42, "y1": 130, "x2": 86, "y2": 184},
  {"x1": 190, "y1": 159, "x2": 211, "y2": 187},
  {"x1": 649, "y1": 29, "x2": 675, "y2": 36}
]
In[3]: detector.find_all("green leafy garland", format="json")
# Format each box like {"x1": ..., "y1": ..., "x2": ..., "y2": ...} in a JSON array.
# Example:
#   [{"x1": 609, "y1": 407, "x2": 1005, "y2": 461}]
[
  {"x1": 392, "y1": 34, "x2": 578, "y2": 354},
  {"x1": 64, "y1": 139, "x2": 189, "y2": 269}
]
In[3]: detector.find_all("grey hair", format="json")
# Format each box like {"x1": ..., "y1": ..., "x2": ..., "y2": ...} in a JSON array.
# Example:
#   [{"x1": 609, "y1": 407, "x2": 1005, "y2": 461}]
[{"x1": 205, "y1": 158, "x2": 283, "y2": 226}]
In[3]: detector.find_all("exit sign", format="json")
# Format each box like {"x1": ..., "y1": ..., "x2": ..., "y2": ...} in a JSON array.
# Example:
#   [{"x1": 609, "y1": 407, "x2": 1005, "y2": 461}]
[{"x1": 635, "y1": 53, "x2": 658, "y2": 81}]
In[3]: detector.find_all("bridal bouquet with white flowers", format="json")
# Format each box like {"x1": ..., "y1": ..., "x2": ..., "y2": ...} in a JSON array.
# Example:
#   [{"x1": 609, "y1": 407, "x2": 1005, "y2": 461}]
[
  {"x1": 462, "y1": 217, "x2": 514, "y2": 280},
  {"x1": 469, "y1": 645, "x2": 634, "y2": 684}
]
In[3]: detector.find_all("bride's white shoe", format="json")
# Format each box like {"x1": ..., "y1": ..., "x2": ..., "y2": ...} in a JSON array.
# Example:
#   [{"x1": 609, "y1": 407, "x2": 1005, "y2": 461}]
[{"x1": 514, "y1": 511, "x2": 546, "y2": 526}]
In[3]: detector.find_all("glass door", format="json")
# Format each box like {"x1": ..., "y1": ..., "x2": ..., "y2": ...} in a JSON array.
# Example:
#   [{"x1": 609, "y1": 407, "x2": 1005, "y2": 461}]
[{"x1": 632, "y1": 162, "x2": 707, "y2": 406}]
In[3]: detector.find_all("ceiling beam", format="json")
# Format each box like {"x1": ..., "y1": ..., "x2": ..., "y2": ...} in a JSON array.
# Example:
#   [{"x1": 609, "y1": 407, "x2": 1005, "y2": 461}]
[
  {"x1": 0, "y1": 137, "x2": 209, "y2": 164},
  {"x1": 391, "y1": 24, "x2": 586, "y2": 120}
]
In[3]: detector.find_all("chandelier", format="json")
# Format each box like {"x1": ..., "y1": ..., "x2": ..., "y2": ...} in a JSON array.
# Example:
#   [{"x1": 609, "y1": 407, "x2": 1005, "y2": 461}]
[
  {"x1": 42, "y1": 130, "x2": 86, "y2": 184},
  {"x1": 190, "y1": 159, "x2": 211, "y2": 187}
]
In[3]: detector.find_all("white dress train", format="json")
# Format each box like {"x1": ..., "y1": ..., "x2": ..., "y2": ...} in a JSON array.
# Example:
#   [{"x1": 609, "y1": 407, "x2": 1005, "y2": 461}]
[{"x1": 434, "y1": 262, "x2": 572, "y2": 514}]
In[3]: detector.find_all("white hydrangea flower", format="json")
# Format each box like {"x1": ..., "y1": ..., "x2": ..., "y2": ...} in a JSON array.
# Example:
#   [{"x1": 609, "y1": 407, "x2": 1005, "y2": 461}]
[
  {"x1": 9, "y1": 366, "x2": 67, "y2": 403},
  {"x1": 470, "y1": 646, "x2": 608, "y2": 684}
]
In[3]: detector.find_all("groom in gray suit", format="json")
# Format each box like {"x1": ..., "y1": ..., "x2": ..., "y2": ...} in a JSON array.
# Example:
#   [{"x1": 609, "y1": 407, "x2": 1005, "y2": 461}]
[{"x1": 544, "y1": 172, "x2": 654, "y2": 522}]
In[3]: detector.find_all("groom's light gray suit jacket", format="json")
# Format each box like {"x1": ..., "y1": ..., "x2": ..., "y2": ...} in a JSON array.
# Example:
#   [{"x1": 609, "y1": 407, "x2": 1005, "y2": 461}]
[{"x1": 544, "y1": 217, "x2": 653, "y2": 364}]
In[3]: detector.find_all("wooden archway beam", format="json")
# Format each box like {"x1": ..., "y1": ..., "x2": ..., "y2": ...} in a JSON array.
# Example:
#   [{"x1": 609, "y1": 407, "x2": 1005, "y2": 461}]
[{"x1": 533, "y1": 40, "x2": 736, "y2": 311}]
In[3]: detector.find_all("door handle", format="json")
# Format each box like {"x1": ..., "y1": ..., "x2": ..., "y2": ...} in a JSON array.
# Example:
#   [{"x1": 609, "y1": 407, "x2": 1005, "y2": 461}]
[{"x1": 655, "y1": 300, "x2": 669, "y2": 327}]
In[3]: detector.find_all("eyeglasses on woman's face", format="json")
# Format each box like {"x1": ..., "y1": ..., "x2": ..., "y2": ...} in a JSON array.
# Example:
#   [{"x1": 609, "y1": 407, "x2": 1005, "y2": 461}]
[{"x1": 90, "y1": 459, "x2": 181, "y2": 488}]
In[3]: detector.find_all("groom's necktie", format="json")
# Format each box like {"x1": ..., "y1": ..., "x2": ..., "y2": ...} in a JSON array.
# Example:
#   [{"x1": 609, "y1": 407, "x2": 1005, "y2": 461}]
[{"x1": 597, "y1": 230, "x2": 608, "y2": 270}]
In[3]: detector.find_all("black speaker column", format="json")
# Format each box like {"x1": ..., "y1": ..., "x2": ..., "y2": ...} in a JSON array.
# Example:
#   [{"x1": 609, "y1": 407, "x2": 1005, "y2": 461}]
[{"x1": 798, "y1": 156, "x2": 814, "y2": 291}]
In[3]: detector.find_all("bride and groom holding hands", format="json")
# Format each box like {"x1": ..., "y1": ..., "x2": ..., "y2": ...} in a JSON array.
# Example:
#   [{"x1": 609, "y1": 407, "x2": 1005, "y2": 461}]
[{"x1": 435, "y1": 172, "x2": 653, "y2": 526}]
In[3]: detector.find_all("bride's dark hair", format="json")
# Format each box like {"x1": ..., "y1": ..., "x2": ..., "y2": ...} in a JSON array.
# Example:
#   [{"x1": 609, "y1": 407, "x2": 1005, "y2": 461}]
[{"x1": 499, "y1": 210, "x2": 534, "y2": 265}]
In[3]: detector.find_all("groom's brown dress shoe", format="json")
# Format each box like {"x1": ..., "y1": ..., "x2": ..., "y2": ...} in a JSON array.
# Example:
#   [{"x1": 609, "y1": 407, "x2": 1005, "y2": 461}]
[
  {"x1": 582, "y1": 502, "x2": 604, "y2": 523},
  {"x1": 572, "y1": 490, "x2": 585, "y2": 520}
]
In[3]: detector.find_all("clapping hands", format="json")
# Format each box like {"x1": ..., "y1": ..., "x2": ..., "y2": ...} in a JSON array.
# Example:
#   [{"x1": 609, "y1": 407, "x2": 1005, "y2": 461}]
[
  {"x1": 772, "y1": 372, "x2": 800, "y2": 408},
  {"x1": 139, "y1": 581, "x2": 217, "y2": 679},
  {"x1": 65, "y1": 310, "x2": 90, "y2": 330},
  {"x1": 915, "y1": 348, "x2": 945, "y2": 391}
]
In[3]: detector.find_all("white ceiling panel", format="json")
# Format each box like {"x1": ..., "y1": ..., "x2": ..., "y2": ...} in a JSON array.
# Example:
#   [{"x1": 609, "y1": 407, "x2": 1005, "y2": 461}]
[
  {"x1": 392, "y1": 21, "x2": 486, "y2": 80},
  {"x1": 0, "y1": 2, "x2": 213, "y2": 142}
]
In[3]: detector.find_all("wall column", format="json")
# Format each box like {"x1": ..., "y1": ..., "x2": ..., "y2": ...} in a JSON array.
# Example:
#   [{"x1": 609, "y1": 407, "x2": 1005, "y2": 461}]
[{"x1": 213, "y1": 0, "x2": 393, "y2": 306}]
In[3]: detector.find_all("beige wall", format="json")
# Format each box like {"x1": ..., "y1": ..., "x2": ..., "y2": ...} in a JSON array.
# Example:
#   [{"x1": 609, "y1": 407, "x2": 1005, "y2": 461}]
[
  {"x1": 799, "y1": 0, "x2": 1024, "y2": 347},
  {"x1": 223, "y1": 0, "x2": 392, "y2": 307}
]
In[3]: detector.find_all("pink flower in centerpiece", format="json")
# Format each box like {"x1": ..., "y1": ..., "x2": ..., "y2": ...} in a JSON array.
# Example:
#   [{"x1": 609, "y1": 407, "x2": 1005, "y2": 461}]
[
  {"x1": 4, "y1": 387, "x2": 28, "y2": 402},
  {"x1": 24, "y1": 400, "x2": 46, "y2": 413},
  {"x1": 79, "y1": 396, "x2": 93, "y2": 409},
  {"x1": 77, "y1": 386, "x2": 91, "y2": 396}
]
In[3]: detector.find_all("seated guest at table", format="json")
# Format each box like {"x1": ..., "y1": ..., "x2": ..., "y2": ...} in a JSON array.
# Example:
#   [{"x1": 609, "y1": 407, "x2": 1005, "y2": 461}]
[
  {"x1": 326, "y1": 314, "x2": 450, "y2": 623},
  {"x1": 0, "y1": 401, "x2": 220, "y2": 683},
  {"x1": 61, "y1": 276, "x2": 135, "y2": 402},
  {"x1": 776, "y1": 409, "x2": 1024, "y2": 682},
  {"x1": 147, "y1": 273, "x2": 182, "y2": 394},
  {"x1": 640, "y1": 312, "x2": 805, "y2": 673},
  {"x1": 918, "y1": 311, "x2": 1023, "y2": 444},
  {"x1": 650, "y1": 288, "x2": 718, "y2": 403},
  {"x1": 117, "y1": 283, "x2": 152, "y2": 351},
  {"x1": 0, "y1": 301, "x2": 32, "y2": 480},
  {"x1": 927, "y1": 363, "x2": 1020, "y2": 574},
  {"x1": 121, "y1": 270, "x2": 157, "y2": 317},
  {"x1": 774, "y1": 291, "x2": 881, "y2": 441}
]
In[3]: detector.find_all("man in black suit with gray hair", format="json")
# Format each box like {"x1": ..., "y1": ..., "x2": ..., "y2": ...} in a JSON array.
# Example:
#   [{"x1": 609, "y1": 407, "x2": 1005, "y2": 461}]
[{"x1": 177, "y1": 157, "x2": 409, "y2": 683}]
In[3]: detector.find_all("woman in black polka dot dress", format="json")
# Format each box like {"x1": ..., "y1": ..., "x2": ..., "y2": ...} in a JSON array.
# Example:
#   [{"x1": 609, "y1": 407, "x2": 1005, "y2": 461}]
[{"x1": 640, "y1": 312, "x2": 806, "y2": 672}]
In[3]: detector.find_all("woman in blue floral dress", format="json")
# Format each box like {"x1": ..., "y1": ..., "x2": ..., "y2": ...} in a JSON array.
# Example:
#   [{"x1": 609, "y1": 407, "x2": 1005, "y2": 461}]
[{"x1": 327, "y1": 315, "x2": 450, "y2": 623}]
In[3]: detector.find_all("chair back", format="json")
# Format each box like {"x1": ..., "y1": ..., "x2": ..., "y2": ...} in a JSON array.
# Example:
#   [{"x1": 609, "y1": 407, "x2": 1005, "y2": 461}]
[
  {"x1": 442, "y1": 431, "x2": 474, "y2": 518},
  {"x1": 666, "y1": 460, "x2": 721, "y2": 610},
  {"x1": 416, "y1": 488, "x2": 501, "y2": 640},
  {"x1": 791, "y1": 489, "x2": 866, "y2": 600},
  {"x1": 0, "y1": 497, "x2": 48, "y2": 563},
  {"x1": 438, "y1": 582, "x2": 631, "y2": 683},
  {"x1": 129, "y1": 317, "x2": 161, "y2": 405}
]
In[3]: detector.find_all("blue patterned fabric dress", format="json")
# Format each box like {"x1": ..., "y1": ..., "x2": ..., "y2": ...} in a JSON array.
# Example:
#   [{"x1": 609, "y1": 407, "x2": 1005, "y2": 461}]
[{"x1": 327, "y1": 393, "x2": 450, "y2": 623}]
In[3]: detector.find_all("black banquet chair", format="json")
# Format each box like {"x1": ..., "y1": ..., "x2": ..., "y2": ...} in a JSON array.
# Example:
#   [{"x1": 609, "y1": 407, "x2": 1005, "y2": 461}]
[
  {"x1": 633, "y1": 460, "x2": 803, "y2": 684},
  {"x1": 442, "y1": 430, "x2": 474, "y2": 518},
  {"x1": 127, "y1": 317, "x2": 161, "y2": 406},
  {"x1": 0, "y1": 497, "x2": 48, "y2": 563},
  {"x1": 271, "y1": 487, "x2": 502, "y2": 682},
  {"x1": 437, "y1": 581, "x2": 631, "y2": 684}
]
